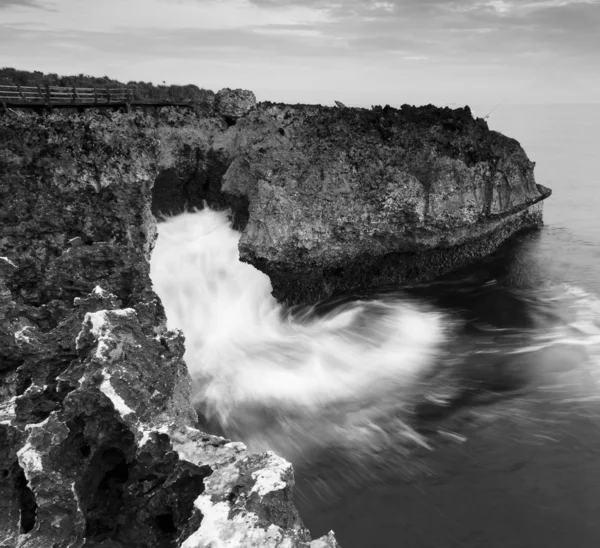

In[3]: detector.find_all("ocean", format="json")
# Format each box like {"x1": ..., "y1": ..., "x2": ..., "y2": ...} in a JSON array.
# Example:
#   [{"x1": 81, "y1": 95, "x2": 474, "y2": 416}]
[
  {"x1": 484, "y1": 103, "x2": 600, "y2": 294},
  {"x1": 150, "y1": 103, "x2": 600, "y2": 548}
]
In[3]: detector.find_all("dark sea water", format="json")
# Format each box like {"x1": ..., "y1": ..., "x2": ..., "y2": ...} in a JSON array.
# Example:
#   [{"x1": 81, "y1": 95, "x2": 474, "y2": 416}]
[{"x1": 293, "y1": 104, "x2": 600, "y2": 547}]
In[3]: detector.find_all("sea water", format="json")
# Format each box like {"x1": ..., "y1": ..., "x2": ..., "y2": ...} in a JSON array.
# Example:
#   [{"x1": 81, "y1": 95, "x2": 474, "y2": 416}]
[{"x1": 150, "y1": 103, "x2": 600, "y2": 548}]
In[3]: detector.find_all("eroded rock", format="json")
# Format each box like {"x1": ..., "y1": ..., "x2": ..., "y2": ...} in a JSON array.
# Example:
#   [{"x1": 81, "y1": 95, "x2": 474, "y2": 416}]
[
  {"x1": 1, "y1": 99, "x2": 551, "y2": 308},
  {"x1": 0, "y1": 95, "x2": 551, "y2": 545},
  {"x1": 223, "y1": 103, "x2": 551, "y2": 303},
  {"x1": 0, "y1": 108, "x2": 338, "y2": 547},
  {"x1": 215, "y1": 88, "x2": 257, "y2": 124}
]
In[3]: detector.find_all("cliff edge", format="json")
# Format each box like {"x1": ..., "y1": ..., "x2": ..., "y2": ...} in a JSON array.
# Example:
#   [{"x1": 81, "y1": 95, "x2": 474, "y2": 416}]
[
  {"x1": 0, "y1": 94, "x2": 550, "y2": 546},
  {"x1": 152, "y1": 92, "x2": 550, "y2": 304},
  {"x1": 220, "y1": 101, "x2": 551, "y2": 303},
  {"x1": 0, "y1": 107, "x2": 338, "y2": 548}
]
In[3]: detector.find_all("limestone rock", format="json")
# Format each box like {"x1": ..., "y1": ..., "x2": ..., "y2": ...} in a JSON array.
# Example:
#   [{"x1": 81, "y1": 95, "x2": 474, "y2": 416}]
[
  {"x1": 222, "y1": 103, "x2": 551, "y2": 303},
  {"x1": 1, "y1": 100, "x2": 551, "y2": 308},
  {"x1": 148, "y1": 101, "x2": 552, "y2": 305},
  {"x1": 0, "y1": 98, "x2": 552, "y2": 544},
  {"x1": 0, "y1": 108, "x2": 338, "y2": 548},
  {"x1": 215, "y1": 88, "x2": 257, "y2": 122}
]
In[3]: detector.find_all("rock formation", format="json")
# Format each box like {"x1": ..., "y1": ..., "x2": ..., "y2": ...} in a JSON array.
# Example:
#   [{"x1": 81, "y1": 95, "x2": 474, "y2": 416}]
[
  {"x1": 0, "y1": 107, "x2": 338, "y2": 547},
  {"x1": 214, "y1": 88, "x2": 257, "y2": 124},
  {"x1": 158, "y1": 94, "x2": 550, "y2": 304},
  {"x1": 0, "y1": 90, "x2": 550, "y2": 546},
  {"x1": 224, "y1": 103, "x2": 551, "y2": 304}
]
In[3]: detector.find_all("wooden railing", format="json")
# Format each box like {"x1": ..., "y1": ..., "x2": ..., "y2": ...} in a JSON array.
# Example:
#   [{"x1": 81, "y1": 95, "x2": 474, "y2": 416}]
[
  {"x1": 0, "y1": 85, "x2": 193, "y2": 110},
  {"x1": 0, "y1": 85, "x2": 132, "y2": 104}
]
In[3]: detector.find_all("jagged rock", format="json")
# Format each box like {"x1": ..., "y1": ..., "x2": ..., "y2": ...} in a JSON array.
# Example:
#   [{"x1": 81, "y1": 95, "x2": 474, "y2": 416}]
[
  {"x1": 1, "y1": 100, "x2": 551, "y2": 308},
  {"x1": 223, "y1": 103, "x2": 551, "y2": 304},
  {"x1": 0, "y1": 108, "x2": 338, "y2": 547},
  {"x1": 0, "y1": 97, "x2": 551, "y2": 544},
  {"x1": 155, "y1": 101, "x2": 551, "y2": 305},
  {"x1": 215, "y1": 88, "x2": 257, "y2": 123}
]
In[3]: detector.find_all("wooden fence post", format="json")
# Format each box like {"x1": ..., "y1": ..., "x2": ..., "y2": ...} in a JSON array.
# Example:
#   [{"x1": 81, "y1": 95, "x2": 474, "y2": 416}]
[
  {"x1": 45, "y1": 84, "x2": 51, "y2": 106},
  {"x1": 106, "y1": 86, "x2": 111, "y2": 104}
]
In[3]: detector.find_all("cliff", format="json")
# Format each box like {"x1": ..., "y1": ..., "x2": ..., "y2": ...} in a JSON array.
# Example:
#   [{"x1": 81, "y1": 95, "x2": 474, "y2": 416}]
[
  {"x1": 0, "y1": 107, "x2": 338, "y2": 547},
  {"x1": 154, "y1": 94, "x2": 550, "y2": 304},
  {"x1": 223, "y1": 102, "x2": 550, "y2": 303},
  {"x1": 0, "y1": 93, "x2": 550, "y2": 546}
]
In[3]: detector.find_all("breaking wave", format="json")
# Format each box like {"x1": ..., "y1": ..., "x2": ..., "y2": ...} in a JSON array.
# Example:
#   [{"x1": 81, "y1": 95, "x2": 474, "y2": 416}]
[
  {"x1": 150, "y1": 209, "x2": 600, "y2": 472},
  {"x1": 150, "y1": 209, "x2": 448, "y2": 457}
]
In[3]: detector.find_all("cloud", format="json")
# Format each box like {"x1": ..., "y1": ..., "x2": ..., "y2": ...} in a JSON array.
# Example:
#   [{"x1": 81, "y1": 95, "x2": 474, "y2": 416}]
[
  {"x1": 284, "y1": 0, "x2": 600, "y2": 62},
  {"x1": 0, "y1": 0, "x2": 598, "y2": 103},
  {"x1": 0, "y1": 24, "x2": 335, "y2": 62},
  {"x1": 3, "y1": 0, "x2": 599, "y2": 65},
  {"x1": 0, "y1": 0, "x2": 53, "y2": 9}
]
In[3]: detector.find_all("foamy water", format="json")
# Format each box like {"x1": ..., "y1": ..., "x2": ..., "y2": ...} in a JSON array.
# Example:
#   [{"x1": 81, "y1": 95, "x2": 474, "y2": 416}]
[
  {"x1": 147, "y1": 105, "x2": 600, "y2": 548},
  {"x1": 150, "y1": 208, "x2": 600, "y2": 473},
  {"x1": 150, "y1": 208, "x2": 450, "y2": 457}
]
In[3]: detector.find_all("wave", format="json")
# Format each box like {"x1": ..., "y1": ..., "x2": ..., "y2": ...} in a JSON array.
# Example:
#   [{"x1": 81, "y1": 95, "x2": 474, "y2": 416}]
[
  {"x1": 150, "y1": 209, "x2": 600, "y2": 478},
  {"x1": 150, "y1": 208, "x2": 448, "y2": 458}
]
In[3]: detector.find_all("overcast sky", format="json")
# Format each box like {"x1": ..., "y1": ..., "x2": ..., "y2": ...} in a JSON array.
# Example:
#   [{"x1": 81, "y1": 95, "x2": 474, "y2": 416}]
[{"x1": 1, "y1": 0, "x2": 598, "y2": 106}]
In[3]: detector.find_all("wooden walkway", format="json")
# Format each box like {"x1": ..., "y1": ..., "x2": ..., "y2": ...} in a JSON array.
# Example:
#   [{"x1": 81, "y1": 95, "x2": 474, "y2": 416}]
[{"x1": 0, "y1": 84, "x2": 194, "y2": 110}]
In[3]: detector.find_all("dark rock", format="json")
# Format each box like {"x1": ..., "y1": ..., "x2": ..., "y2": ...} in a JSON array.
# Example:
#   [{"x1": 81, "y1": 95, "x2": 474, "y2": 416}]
[
  {"x1": 225, "y1": 104, "x2": 551, "y2": 304},
  {"x1": 0, "y1": 108, "x2": 338, "y2": 547},
  {"x1": 0, "y1": 95, "x2": 551, "y2": 545}
]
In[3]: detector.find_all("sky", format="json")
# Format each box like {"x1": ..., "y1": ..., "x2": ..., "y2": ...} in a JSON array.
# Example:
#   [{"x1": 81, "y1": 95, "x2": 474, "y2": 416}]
[{"x1": 1, "y1": 0, "x2": 599, "y2": 106}]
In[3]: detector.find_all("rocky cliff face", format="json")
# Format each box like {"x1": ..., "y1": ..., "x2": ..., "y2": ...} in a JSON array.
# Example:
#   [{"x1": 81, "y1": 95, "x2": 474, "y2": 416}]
[
  {"x1": 221, "y1": 103, "x2": 550, "y2": 303},
  {"x1": 0, "y1": 93, "x2": 550, "y2": 546},
  {"x1": 152, "y1": 96, "x2": 550, "y2": 304},
  {"x1": 0, "y1": 107, "x2": 338, "y2": 547}
]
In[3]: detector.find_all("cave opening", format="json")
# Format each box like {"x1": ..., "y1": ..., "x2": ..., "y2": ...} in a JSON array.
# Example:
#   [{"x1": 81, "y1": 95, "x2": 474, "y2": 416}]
[
  {"x1": 84, "y1": 448, "x2": 129, "y2": 540},
  {"x1": 151, "y1": 148, "x2": 249, "y2": 231},
  {"x1": 155, "y1": 513, "x2": 176, "y2": 534},
  {"x1": 15, "y1": 466, "x2": 38, "y2": 534}
]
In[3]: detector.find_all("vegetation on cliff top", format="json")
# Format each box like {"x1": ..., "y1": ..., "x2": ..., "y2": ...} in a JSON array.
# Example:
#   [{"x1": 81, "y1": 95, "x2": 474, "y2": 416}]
[{"x1": 0, "y1": 67, "x2": 215, "y2": 105}]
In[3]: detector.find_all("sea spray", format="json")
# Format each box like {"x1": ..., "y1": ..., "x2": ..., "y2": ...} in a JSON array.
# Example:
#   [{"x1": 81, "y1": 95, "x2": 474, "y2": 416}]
[
  {"x1": 150, "y1": 208, "x2": 600, "y2": 500},
  {"x1": 150, "y1": 208, "x2": 449, "y2": 460}
]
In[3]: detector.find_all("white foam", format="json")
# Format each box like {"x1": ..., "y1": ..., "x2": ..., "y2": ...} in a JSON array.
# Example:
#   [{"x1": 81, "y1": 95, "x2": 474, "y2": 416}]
[{"x1": 150, "y1": 208, "x2": 445, "y2": 451}]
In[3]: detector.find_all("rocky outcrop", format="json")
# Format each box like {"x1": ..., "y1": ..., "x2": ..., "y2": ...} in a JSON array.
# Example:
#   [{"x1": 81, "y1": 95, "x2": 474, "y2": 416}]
[
  {"x1": 222, "y1": 103, "x2": 551, "y2": 304},
  {"x1": 0, "y1": 94, "x2": 550, "y2": 545},
  {"x1": 0, "y1": 108, "x2": 338, "y2": 547},
  {"x1": 153, "y1": 100, "x2": 550, "y2": 304},
  {"x1": 215, "y1": 88, "x2": 257, "y2": 124}
]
